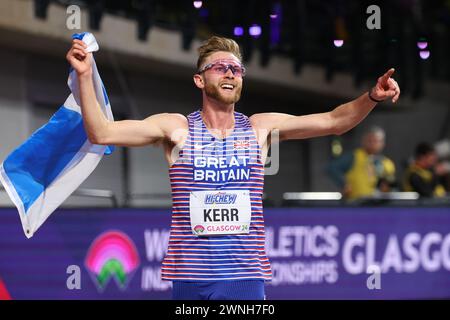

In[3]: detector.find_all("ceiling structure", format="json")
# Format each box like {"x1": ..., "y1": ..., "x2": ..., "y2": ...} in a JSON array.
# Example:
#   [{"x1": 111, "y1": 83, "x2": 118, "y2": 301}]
[{"x1": 33, "y1": 0, "x2": 450, "y2": 99}]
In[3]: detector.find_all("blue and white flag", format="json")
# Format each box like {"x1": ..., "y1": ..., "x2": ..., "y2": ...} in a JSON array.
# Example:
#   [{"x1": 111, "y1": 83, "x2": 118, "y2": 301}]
[{"x1": 0, "y1": 32, "x2": 114, "y2": 238}]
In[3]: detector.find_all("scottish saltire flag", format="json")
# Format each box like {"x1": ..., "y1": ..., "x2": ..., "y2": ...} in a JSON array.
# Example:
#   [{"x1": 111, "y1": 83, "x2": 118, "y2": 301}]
[{"x1": 0, "y1": 32, "x2": 114, "y2": 238}]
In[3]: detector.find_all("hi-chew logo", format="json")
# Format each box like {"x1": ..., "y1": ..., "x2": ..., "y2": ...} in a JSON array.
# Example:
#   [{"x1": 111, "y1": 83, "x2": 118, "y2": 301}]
[
  {"x1": 85, "y1": 231, "x2": 140, "y2": 291},
  {"x1": 205, "y1": 192, "x2": 237, "y2": 204}
]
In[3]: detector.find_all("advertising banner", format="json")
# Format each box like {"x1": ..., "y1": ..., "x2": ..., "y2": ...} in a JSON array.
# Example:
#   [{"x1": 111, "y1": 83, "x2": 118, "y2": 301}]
[{"x1": 0, "y1": 207, "x2": 449, "y2": 299}]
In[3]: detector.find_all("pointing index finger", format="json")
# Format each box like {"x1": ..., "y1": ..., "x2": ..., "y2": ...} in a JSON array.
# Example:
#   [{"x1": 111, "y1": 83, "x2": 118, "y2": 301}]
[{"x1": 381, "y1": 68, "x2": 395, "y2": 81}]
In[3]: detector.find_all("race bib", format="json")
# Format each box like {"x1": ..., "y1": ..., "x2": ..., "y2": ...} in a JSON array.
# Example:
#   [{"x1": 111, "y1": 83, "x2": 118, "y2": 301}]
[{"x1": 189, "y1": 190, "x2": 251, "y2": 236}]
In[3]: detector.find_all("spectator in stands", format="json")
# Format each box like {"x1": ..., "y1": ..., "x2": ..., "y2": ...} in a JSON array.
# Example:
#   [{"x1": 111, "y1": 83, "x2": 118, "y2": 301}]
[
  {"x1": 434, "y1": 139, "x2": 450, "y2": 192},
  {"x1": 327, "y1": 126, "x2": 396, "y2": 200},
  {"x1": 403, "y1": 142, "x2": 448, "y2": 198}
]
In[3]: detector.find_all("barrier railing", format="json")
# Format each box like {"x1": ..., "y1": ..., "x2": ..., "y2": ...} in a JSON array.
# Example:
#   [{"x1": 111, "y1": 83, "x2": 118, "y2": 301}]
[
  {"x1": 0, "y1": 186, "x2": 118, "y2": 208},
  {"x1": 282, "y1": 191, "x2": 450, "y2": 207}
]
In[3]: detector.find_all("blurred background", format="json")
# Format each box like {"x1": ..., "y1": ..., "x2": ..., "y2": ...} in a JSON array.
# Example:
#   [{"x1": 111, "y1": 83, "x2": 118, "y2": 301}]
[
  {"x1": 0, "y1": 0, "x2": 449, "y2": 207},
  {"x1": 0, "y1": 0, "x2": 449, "y2": 300}
]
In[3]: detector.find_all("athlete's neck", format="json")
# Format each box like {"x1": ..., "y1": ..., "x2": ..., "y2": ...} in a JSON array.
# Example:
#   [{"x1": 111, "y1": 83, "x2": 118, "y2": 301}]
[{"x1": 200, "y1": 103, "x2": 235, "y2": 135}]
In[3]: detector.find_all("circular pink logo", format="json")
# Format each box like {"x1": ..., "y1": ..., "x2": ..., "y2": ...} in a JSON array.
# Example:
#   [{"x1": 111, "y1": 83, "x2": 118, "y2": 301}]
[{"x1": 193, "y1": 225, "x2": 205, "y2": 234}]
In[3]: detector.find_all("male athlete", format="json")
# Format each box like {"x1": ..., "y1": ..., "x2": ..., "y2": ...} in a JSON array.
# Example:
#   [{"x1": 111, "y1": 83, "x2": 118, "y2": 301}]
[{"x1": 67, "y1": 36, "x2": 400, "y2": 300}]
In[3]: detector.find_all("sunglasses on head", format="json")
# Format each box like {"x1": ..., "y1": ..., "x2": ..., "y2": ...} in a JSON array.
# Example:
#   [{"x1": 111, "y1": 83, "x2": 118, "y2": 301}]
[{"x1": 197, "y1": 60, "x2": 246, "y2": 77}]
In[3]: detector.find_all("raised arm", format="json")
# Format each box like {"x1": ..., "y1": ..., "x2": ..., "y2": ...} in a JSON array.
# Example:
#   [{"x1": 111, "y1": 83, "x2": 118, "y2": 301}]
[
  {"x1": 66, "y1": 39, "x2": 187, "y2": 147},
  {"x1": 251, "y1": 68, "x2": 400, "y2": 141}
]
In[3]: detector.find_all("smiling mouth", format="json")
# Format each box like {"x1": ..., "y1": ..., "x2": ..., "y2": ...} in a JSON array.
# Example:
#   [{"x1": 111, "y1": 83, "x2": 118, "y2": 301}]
[{"x1": 220, "y1": 83, "x2": 235, "y2": 91}]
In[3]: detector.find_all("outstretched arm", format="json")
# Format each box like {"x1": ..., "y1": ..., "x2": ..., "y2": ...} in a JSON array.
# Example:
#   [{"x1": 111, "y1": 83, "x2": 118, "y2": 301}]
[
  {"x1": 251, "y1": 68, "x2": 400, "y2": 141},
  {"x1": 66, "y1": 39, "x2": 187, "y2": 147}
]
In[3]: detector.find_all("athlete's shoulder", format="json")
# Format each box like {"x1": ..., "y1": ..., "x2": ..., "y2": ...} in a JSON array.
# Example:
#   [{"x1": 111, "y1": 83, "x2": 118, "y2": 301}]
[
  {"x1": 248, "y1": 112, "x2": 280, "y2": 130},
  {"x1": 167, "y1": 113, "x2": 188, "y2": 123},
  {"x1": 152, "y1": 113, "x2": 188, "y2": 133}
]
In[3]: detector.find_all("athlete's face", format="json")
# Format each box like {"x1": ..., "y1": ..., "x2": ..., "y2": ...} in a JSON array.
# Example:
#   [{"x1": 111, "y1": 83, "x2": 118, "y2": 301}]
[{"x1": 195, "y1": 51, "x2": 243, "y2": 105}]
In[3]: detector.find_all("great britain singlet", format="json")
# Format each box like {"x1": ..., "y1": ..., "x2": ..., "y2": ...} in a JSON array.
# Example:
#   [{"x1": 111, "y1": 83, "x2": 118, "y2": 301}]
[{"x1": 161, "y1": 109, "x2": 272, "y2": 281}]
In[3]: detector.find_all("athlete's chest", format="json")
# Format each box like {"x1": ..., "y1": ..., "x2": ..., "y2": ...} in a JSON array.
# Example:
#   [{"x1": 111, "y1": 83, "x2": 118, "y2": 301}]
[{"x1": 189, "y1": 134, "x2": 259, "y2": 182}]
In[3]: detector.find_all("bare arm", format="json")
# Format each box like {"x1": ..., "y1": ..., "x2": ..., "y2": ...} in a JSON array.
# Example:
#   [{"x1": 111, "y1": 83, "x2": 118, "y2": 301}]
[
  {"x1": 66, "y1": 39, "x2": 187, "y2": 147},
  {"x1": 251, "y1": 68, "x2": 400, "y2": 141}
]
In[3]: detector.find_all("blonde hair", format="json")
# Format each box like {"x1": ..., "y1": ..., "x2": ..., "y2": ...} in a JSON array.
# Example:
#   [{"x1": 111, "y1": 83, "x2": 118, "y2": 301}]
[{"x1": 197, "y1": 36, "x2": 242, "y2": 69}]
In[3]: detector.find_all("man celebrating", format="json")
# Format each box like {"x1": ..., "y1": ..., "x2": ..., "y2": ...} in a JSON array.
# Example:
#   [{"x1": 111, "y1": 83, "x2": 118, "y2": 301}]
[{"x1": 66, "y1": 36, "x2": 400, "y2": 299}]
